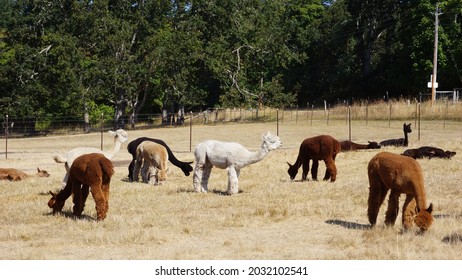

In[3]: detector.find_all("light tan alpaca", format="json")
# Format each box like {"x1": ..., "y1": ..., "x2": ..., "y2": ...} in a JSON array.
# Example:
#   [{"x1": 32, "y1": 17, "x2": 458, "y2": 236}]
[
  {"x1": 0, "y1": 168, "x2": 50, "y2": 181},
  {"x1": 133, "y1": 141, "x2": 168, "y2": 185},
  {"x1": 367, "y1": 151, "x2": 433, "y2": 232},
  {"x1": 52, "y1": 129, "x2": 128, "y2": 187}
]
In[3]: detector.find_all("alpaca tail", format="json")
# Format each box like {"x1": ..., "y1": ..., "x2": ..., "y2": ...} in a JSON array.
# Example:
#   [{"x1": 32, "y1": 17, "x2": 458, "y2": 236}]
[
  {"x1": 100, "y1": 158, "x2": 115, "y2": 182},
  {"x1": 52, "y1": 153, "x2": 67, "y2": 163}
]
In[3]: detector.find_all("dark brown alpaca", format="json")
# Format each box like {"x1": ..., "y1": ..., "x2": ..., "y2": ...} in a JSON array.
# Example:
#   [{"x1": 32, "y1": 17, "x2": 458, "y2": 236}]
[
  {"x1": 367, "y1": 151, "x2": 433, "y2": 232},
  {"x1": 379, "y1": 123, "x2": 412, "y2": 147},
  {"x1": 48, "y1": 153, "x2": 114, "y2": 221},
  {"x1": 0, "y1": 168, "x2": 49, "y2": 181},
  {"x1": 287, "y1": 135, "x2": 340, "y2": 182},
  {"x1": 402, "y1": 146, "x2": 456, "y2": 159},
  {"x1": 340, "y1": 140, "x2": 381, "y2": 152}
]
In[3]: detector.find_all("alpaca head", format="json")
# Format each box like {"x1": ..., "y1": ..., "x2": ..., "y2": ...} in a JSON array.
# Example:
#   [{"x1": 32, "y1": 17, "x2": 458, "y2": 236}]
[
  {"x1": 367, "y1": 141, "x2": 381, "y2": 149},
  {"x1": 286, "y1": 162, "x2": 298, "y2": 180},
  {"x1": 262, "y1": 132, "x2": 282, "y2": 151},
  {"x1": 445, "y1": 151, "x2": 456, "y2": 158},
  {"x1": 109, "y1": 129, "x2": 129, "y2": 144},
  {"x1": 37, "y1": 168, "x2": 50, "y2": 178},
  {"x1": 47, "y1": 191, "x2": 65, "y2": 214},
  {"x1": 414, "y1": 203, "x2": 434, "y2": 232},
  {"x1": 156, "y1": 169, "x2": 167, "y2": 182},
  {"x1": 403, "y1": 123, "x2": 412, "y2": 134}
]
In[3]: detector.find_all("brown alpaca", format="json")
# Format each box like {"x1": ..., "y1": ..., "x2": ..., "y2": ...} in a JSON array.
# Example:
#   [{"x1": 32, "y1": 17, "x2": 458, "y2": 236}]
[
  {"x1": 48, "y1": 153, "x2": 114, "y2": 221},
  {"x1": 287, "y1": 135, "x2": 340, "y2": 182},
  {"x1": 133, "y1": 141, "x2": 168, "y2": 185},
  {"x1": 367, "y1": 151, "x2": 433, "y2": 232},
  {"x1": 0, "y1": 168, "x2": 49, "y2": 181},
  {"x1": 340, "y1": 140, "x2": 381, "y2": 151}
]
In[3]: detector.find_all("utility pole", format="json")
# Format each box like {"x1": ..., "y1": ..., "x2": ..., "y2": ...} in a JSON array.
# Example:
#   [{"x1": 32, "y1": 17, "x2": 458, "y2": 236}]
[{"x1": 431, "y1": 3, "x2": 442, "y2": 106}]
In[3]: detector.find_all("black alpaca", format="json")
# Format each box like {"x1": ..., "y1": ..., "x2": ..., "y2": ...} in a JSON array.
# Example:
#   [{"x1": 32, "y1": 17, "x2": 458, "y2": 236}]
[
  {"x1": 127, "y1": 137, "x2": 193, "y2": 180},
  {"x1": 379, "y1": 123, "x2": 412, "y2": 147},
  {"x1": 402, "y1": 146, "x2": 456, "y2": 159}
]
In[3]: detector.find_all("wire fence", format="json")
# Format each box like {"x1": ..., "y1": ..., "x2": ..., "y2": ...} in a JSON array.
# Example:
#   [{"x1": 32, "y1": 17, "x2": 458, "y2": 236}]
[{"x1": 1, "y1": 99, "x2": 461, "y2": 138}]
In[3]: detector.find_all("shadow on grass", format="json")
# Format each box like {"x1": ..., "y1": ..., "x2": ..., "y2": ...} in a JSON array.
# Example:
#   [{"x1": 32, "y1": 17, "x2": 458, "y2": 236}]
[
  {"x1": 325, "y1": 219, "x2": 372, "y2": 230},
  {"x1": 44, "y1": 210, "x2": 95, "y2": 221},
  {"x1": 175, "y1": 188, "x2": 243, "y2": 196}
]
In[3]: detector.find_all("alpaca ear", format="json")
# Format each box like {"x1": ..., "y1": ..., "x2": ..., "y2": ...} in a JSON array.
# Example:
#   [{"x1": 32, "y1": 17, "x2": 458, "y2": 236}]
[
  {"x1": 49, "y1": 191, "x2": 56, "y2": 197},
  {"x1": 37, "y1": 167, "x2": 40, "y2": 172},
  {"x1": 427, "y1": 203, "x2": 433, "y2": 214},
  {"x1": 287, "y1": 162, "x2": 293, "y2": 167},
  {"x1": 108, "y1": 130, "x2": 116, "y2": 136}
]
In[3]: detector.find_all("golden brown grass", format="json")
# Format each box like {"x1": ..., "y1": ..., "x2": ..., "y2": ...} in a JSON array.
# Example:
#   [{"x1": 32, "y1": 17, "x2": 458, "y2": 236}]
[{"x1": 0, "y1": 118, "x2": 461, "y2": 260}]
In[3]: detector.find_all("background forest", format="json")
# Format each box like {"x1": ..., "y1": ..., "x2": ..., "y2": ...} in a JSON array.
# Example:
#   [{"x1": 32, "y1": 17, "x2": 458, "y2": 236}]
[{"x1": 1, "y1": 0, "x2": 461, "y2": 128}]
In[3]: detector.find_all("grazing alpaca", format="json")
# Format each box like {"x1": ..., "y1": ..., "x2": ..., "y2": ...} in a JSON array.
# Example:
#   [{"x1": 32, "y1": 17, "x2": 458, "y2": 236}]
[
  {"x1": 133, "y1": 141, "x2": 169, "y2": 185},
  {"x1": 48, "y1": 153, "x2": 114, "y2": 221},
  {"x1": 127, "y1": 137, "x2": 193, "y2": 181},
  {"x1": 402, "y1": 146, "x2": 456, "y2": 159},
  {"x1": 340, "y1": 140, "x2": 381, "y2": 152},
  {"x1": 53, "y1": 129, "x2": 127, "y2": 186},
  {"x1": 367, "y1": 151, "x2": 433, "y2": 232},
  {"x1": 0, "y1": 168, "x2": 49, "y2": 181},
  {"x1": 193, "y1": 132, "x2": 281, "y2": 195},
  {"x1": 379, "y1": 123, "x2": 412, "y2": 147},
  {"x1": 287, "y1": 135, "x2": 340, "y2": 182}
]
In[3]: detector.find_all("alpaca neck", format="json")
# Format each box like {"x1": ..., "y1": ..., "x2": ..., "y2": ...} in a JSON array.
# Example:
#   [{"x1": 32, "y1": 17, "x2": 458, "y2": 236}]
[
  {"x1": 105, "y1": 136, "x2": 122, "y2": 159},
  {"x1": 244, "y1": 142, "x2": 270, "y2": 166},
  {"x1": 403, "y1": 131, "x2": 408, "y2": 146},
  {"x1": 415, "y1": 194, "x2": 428, "y2": 212}
]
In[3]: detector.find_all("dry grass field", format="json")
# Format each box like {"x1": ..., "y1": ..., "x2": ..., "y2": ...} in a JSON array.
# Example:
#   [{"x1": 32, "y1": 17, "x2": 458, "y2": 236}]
[{"x1": 0, "y1": 118, "x2": 461, "y2": 260}]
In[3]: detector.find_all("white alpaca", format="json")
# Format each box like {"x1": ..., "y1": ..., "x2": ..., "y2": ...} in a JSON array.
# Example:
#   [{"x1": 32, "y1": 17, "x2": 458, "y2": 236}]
[
  {"x1": 133, "y1": 141, "x2": 169, "y2": 185},
  {"x1": 193, "y1": 132, "x2": 282, "y2": 195},
  {"x1": 53, "y1": 129, "x2": 128, "y2": 186}
]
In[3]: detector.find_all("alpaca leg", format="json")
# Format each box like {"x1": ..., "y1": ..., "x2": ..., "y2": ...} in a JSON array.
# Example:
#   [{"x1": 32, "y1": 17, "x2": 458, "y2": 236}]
[
  {"x1": 384, "y1": 190, "x2": 400, "y2": 227},
  {"x1": 193, "y1": 159, "x2": 213, "y2": 193},
  {"x1": 72, "y1": 184, "x2": 83, "y2": 217},
  {"x1": 200, "y1": 161, "x2": 213, "y2": 192},
  {"x1": 367, "y1": 177, "x2": 389, "y2": 226},
  {"x1": 148, "y1": 165, "x2": 158, "y2": 185},
  {"x1": 402, "y1": 195, "x2": 416, "y2": 230},
  {"x1": 90, "y1": 184, "x2": 107, "y2": 221},
  {"x1": 128, "y1": 159, "x2": 135, "y2": 181},
  {"x1": 311, "y1": 160, "x2": 319, "y2": 181},
  {"x1": 227, "y1": 166, "x2": 239, "y2": 195},
  {"x1": 79, "y1": 185, "x2": 90, "y2": 214},
  {"x1": 324, "y1": 158, "x2": 337, "y2": 182},
  {"x1": 193, "y1": 162, "x2": 204, "y2": 192},
  {"x1": 301, "y1": 159, "x2": 310, "y2": 181},
  {"x1": 101, "y1": 183, "x2": 110, "y2": 216},
  {"x1": 141, "y1": 161, "x2": 150, "y2": 183},
  {"x1": 61, "y1": 172, "x2": 69, "y2": 188},
  {"x1": 133, "y1": 157, "x2": 142, "y2": 182}
]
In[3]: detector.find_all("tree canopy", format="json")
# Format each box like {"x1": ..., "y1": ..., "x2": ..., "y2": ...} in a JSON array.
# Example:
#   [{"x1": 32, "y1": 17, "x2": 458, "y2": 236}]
[{"x1": 1, "y1": 0, "x2": 461, "y2": 127}]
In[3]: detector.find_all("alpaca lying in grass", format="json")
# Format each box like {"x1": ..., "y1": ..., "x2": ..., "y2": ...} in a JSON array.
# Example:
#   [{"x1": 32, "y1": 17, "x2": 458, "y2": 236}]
[
  {"x1": 133, "y1": 141, "x2": 169, "y2": 185},
  {"x1": 53, "y1": 129, "x2": 127, "y2": 186},
  {"x1": 0, "y1": 168, "x2": 49, "y2": 181},
  {"x1": 401, "y1": 146, "x2": 456, "y2": 159},
  {"x1": 367, "y1": 151, "x2": 433, "y2": 232},
  {"x1": 193, "y1": 132, "x2": 282, "y2": 195},
  {"x1": 48, "y1": 153, "x2": 114, "y2": 221},
  {"x1": 287, "y1": 135, "x2": 340, "y2": 182},
  {"x1": 127, "y1": 137, "x2": 192, "y2": 181},
  {"x1": 379, "y1": 123, "x2": 412, "y2": 147},
  {"x1": 340, "y1": 140, "x2": 381, "y2": 151}
]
